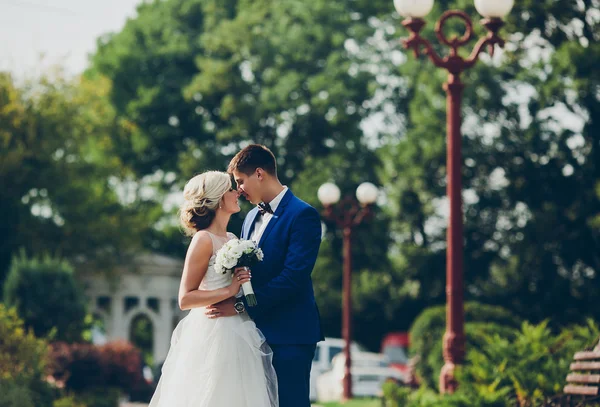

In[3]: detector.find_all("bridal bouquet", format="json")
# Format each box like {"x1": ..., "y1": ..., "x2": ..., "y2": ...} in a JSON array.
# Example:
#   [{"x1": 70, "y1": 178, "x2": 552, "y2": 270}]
[{"x1": 214, "y1": 239, "x2": 263, "y2": 306}]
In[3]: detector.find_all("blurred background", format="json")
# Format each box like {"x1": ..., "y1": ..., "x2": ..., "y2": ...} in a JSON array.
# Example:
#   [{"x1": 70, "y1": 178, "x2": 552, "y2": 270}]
[{"x1": 1, "y1": 0, "x2": 599, "y2": 406}]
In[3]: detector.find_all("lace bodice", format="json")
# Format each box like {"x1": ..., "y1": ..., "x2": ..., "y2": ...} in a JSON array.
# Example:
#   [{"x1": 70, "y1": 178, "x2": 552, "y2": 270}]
[{"x1": 199, "y1": 231, "x2": 237, "y2": 291}]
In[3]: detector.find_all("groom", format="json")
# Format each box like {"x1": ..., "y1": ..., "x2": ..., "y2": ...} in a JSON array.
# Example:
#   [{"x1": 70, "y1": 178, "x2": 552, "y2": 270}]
[{"x1": 207, "y1": 144, "x2": 324, "y2": 407}]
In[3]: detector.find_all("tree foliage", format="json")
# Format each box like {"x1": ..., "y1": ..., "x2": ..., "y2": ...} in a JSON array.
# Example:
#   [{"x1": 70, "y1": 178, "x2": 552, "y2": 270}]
[
  {"x1": 3, "y1": 253, "x2": 87, "y2": 342},
  {"x1": 0, "y1": 72, "x2": 159, "y2": 285},
  {"x1": 377, "y1": 0, "x2": 600, "y2": 326},
  {"x1": 90, "y1": 0, "x2": 378, "y2": 182},
  {"x1": 0, "y1": 304, "x2": 49, "y2": 382},
  {"x1": 0, "y1": 304, "x2": 55, "y2": 407}
]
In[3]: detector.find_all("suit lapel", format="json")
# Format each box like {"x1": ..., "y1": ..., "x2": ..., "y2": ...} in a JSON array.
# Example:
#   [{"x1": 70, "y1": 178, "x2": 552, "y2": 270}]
[
  {"x1": 244, "y1": 209, "x2": 260, "y2": 240},
  {"x1": 258, "y1": 189, "x2": 293, "y2": 248}
]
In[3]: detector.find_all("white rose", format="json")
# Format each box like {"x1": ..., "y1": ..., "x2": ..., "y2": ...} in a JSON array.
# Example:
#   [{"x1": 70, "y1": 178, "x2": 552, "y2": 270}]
[{"x1": 224, "y1": 258, "x2": 237, "y2": 269}]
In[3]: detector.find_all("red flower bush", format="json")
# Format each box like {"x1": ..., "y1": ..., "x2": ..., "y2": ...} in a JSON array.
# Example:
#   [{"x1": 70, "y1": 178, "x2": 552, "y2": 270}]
[{"x1": 49, "y1": 340, "x2": 145, "y2": 394}]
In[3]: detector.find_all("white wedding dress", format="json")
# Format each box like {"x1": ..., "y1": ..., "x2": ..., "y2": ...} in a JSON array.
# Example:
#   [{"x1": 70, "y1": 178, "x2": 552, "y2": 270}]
[{"x1": 149, "y1": 232, "x2": 278, "y2": 407}]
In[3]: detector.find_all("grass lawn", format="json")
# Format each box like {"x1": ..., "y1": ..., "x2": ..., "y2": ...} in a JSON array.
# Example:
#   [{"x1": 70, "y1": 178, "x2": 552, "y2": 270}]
[{"x1": 319, "y1": 399, "x2": 382, "y2": 407}]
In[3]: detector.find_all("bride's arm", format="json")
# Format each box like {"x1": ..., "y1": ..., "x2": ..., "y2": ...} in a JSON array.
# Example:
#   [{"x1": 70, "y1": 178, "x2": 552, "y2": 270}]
[{"x1": 178, "y1": 232, "x2": 242, "y2": 310}]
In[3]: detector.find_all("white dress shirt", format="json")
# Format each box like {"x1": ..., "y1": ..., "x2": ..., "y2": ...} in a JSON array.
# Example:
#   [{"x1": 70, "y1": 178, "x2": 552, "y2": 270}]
[{"x1": 250, "y1": 186, "x2": 288, "y2": 243}]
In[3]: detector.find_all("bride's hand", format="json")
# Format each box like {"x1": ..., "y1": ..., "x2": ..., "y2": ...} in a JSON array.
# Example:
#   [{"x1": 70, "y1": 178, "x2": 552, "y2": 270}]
[{"x1": 228, "y1": 267, "x2": 251, "y2": 296}]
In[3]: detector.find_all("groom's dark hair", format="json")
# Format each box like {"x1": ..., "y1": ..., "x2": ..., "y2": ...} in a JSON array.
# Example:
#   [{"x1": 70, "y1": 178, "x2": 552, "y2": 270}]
[{"x1": 228, "y1": 144, "x2": 278, "y2": 177}]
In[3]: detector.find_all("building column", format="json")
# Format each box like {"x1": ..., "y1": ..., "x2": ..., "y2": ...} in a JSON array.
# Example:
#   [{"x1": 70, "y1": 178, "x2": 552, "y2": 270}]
[{"x1": 110, "y1": 295, "x2": 128, "y2": 340}]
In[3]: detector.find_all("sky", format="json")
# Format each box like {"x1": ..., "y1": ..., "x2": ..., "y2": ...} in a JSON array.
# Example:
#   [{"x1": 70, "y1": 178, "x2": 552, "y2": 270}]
[{"x1": 0, "y1": 0, "x2": 142, "y2": 77}]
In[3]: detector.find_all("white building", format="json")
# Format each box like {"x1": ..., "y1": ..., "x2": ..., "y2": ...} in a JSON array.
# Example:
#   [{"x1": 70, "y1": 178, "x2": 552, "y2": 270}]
[{"x1": 78, "y1": 253, "x2": 186, "y2": 365}]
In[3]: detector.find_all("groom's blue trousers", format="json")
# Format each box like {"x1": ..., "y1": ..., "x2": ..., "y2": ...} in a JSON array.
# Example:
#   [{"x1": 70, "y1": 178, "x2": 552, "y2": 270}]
[{"x1": 270, "y1": 344, "x2": 317, "y2": 407}]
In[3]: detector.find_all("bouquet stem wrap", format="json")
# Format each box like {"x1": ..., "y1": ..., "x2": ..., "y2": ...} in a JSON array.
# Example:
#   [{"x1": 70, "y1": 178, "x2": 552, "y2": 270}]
[{"x1": 241, "y1": 279, "x2": 257, "y2": 307}]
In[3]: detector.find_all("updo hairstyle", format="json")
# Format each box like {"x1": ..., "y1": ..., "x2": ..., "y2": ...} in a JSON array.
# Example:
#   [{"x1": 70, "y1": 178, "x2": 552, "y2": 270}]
[{"x1": 179, "y1": 171, "x2": 231, "y2": 236}]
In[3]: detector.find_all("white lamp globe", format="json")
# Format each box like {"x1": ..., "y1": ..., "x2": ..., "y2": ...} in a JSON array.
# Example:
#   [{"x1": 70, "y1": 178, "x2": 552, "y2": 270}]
[
  {"x1": 318, "y1": 183, "x2": 341, "y2": 206},
  {"x1": 356, "y1": 182, "x2": 379, "y2": 205},
  {"x1": 393, "y1": 0, "x2": 434, "y2": 18},
  {"x1": 474, "y1": 0, "x2": 514, "y2": 18}
]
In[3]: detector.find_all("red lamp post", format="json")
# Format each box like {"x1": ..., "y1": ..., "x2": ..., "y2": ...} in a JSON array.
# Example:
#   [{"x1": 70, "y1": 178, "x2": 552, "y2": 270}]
[
  {"x1": 393, "y1": 0, "x2": 514, "y2": 394},
  {"x1": 318, "y1": 182, "x2": 379, "y2": 401}
]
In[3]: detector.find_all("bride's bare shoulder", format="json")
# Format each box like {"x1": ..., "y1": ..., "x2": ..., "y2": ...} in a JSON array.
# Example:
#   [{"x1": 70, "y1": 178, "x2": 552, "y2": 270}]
[{"x1": 188, "y1": 231, "x2": 213, "y2": 253}]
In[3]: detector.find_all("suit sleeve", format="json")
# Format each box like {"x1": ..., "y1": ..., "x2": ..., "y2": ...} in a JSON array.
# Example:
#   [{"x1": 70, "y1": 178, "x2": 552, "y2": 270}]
[{"x1": 245, "y1": 206, "x2": 322, "y2": 318}]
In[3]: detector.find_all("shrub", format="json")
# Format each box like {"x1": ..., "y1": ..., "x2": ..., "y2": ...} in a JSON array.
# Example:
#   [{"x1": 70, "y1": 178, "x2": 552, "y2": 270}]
[
  {"x1": 100, "y1": 340, "x2": 145, "y2": 390},
  {"x1": 382, "y1": 380, "x2": 412, "y2": 407},
  {"x1": 425, "y1": 321, "x2": 519, "y2": 389},
  {"x1": 74, "y1": 388, "x2": 120, "y2": 407},
  {"x1": 52, "y1": 395, "x2": 86, "y2": 407},
  {"x1": 410, "y1": 302, "x2": 521, "y2": 388},
  {"x1": 386, "y1": 319, "x2": 600, "y2": 406},
  {"x1": 382, "y1": 383, "x2": 510, "y2": 407},
  {"x1": 0, "y1": 381, "x2": 35, "y2": 407},
  {"x1": 50, "y1": 342, "x2": 105, "y2": 391},
  {"x1": 52, "y1": 389, "x2": 119, "y2": 407},
  {"x1": 49, "y1": 340, "x2": 147, "y2": 398},
  {"x1": 0, "y1": 304, "x2": 56, "y2": 407},
  {"x1": 0, "y1": 304, "x2": 49, "y2": 381},
  {"x1": 3, "y1": 252, "x2": 87, "y2": 342},
  {"x1": 458, "y1": 319, "x2": 600, "y2": 406}
]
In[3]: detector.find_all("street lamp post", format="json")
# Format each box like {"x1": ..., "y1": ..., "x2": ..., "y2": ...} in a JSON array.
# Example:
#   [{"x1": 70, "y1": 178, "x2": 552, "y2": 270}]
[
  {"x1": 393, "y1": 0, "x2": 514, "y2": 394},
  {"x1": 318, "y1": 182, "x2": 379, "y2": 401}
]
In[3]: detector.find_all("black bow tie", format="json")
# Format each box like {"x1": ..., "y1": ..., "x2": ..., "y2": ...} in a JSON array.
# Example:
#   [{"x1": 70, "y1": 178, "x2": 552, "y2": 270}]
[{"x1": 257, "y1": 202, "x2": 273, "y2": 215}]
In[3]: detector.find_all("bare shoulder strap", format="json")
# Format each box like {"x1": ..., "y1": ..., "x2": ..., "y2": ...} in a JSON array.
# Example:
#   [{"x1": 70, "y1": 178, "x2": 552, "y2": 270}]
[{"x1": 204, "y1": 231, "x2": 219, "y2": 255}]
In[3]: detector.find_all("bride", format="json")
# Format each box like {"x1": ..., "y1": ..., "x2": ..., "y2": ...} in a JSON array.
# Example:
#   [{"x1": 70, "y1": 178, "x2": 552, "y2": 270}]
[{"x1": 149, "y1": 171, "x2": 278, "y2": 407}]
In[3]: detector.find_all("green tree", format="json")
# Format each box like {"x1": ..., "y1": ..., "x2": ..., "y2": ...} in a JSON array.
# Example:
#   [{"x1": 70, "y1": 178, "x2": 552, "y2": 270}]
[
  {"x1": 3, "y1": 253, "x2": 87, "y2": 342},
  {"x1": 129, "y1": 314, "x2": 154, "y2": 366},
  {"x1": 0, "y1": 72, "x2": 159, "y2": 286},
  {"x1": 90, "y1": 0, "x2": 378, "y2": 183},
  {"x1": 376, "y1": 0, "x2": 600, "y2": 326}
]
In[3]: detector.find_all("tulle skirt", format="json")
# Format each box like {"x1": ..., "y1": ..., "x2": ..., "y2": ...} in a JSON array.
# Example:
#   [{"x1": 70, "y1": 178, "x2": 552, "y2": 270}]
[{"x1": 149, "y1": 308, "x2": 278, "y2": 407}]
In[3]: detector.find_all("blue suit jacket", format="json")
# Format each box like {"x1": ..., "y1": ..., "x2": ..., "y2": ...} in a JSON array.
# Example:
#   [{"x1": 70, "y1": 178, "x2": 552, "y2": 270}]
[{"x1": 241, "y1": 189, "x2": 324, "y2": 345}]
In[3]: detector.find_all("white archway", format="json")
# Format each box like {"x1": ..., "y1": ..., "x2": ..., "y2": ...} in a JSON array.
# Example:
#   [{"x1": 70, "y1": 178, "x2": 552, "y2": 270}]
[
  {"x1": 127, "y1": 311, "x2": 156, "y2": 365},
  {"x1": 78, "y1": 253, "x2": 186, "y2": 365},
  {"x1": 90, "y1": 310, "x2": 109, "y2": 345}
]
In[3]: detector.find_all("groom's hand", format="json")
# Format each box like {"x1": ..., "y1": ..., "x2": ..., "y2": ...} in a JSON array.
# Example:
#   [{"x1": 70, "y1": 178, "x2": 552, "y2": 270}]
[{"x1": 205, "y1": 297, "x2": 237, "y2": 319}]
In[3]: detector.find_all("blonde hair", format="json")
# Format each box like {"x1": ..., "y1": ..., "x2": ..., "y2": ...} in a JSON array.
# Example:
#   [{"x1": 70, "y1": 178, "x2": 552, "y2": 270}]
[{"x1": 179, "y1": 171, "x2": 232, "y2": 236}]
